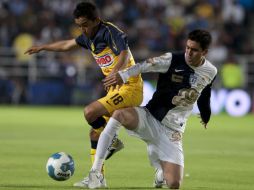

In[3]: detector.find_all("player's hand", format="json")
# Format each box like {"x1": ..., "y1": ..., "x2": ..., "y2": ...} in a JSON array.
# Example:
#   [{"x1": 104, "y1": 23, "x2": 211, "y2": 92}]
[
  {"x1": 24, "y1": 46, "x2": 43, "y2": 55},
  {"x1": 146, "y1": 58, "x2": 155, "y2": 64},
  {"x1": 198, "y1": 114, "x2": 208, "y2": 129},
  {"x1": 200, "y1": 120, "x2": 208, "y2": 129},
  {"x1": 103, "y1": 72, "x2": 123, "y2": 90}
]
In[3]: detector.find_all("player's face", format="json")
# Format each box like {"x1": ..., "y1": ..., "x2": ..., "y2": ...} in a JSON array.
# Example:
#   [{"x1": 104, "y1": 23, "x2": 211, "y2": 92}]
[
  {"x1": 75, "y1": 16, "x2": 100, "y2": 38},
  {"x1": 185, "y1": 40, "x2": 208, "y2": 67}
]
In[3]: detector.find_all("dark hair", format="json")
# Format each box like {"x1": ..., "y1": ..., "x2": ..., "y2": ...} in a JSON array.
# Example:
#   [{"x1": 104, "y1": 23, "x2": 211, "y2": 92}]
[
  {"x1": 188, "y1": 29, "x2": 212, "y2": 50},
  {"x1": 73, "y1": 1, "x2": 99, "y2": 20}
]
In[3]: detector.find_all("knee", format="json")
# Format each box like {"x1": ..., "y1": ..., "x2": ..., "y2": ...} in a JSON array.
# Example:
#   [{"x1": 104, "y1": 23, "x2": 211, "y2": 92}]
[
  {"x1": 168, "y1": 181, "x2": 181, "y2": 189},
  {"x1": 112, "y1": 109, "x2": 127, "y2": 124},
  {"x1": 165, "y1": 179, "x2": 181, "y2": 189},
  {"x1": 163, "y1": 171, "x2": 182, "y2": 189},
  {"x1": 112, "y1": 108, "x2": 138, "y2": 130},
  {"x1": 84, "y1": 106, "x2": 95, "y2": 123}
]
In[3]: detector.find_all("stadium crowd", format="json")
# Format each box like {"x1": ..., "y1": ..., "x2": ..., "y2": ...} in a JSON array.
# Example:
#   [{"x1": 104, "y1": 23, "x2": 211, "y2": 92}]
[{"x1": 0, "y1": 0, "x2": 254, "y2": 104}]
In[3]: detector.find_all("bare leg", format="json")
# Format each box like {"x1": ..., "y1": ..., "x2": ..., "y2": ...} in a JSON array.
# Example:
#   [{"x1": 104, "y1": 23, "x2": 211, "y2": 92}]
[
  {"x1": 112, "y1": 107, "x2": 139, "y2": 130},
  {"x1": 84, "y1": 100, "x2": 110, "y2": 148},
  {"x1": 84, "y1": 100, "x2": 110, "y2": 123},
  {"x1": 160, "y1": 160, "x2": 184, "y2": 189},
  {"x1": 91, "y1": 107, "x2": 139, "y2": 171}
]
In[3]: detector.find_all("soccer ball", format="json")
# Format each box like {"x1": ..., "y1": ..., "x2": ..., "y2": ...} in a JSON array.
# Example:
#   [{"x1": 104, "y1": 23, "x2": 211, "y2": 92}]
[{"x1": 46, "y1": 152, "x2": 75, "y2": 181}]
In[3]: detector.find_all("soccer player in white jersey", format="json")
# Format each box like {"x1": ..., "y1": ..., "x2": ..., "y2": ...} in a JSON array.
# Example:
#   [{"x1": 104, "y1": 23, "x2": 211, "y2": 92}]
[{"x1": 87, "y1": 29, "x2": 217, "y2": 189}]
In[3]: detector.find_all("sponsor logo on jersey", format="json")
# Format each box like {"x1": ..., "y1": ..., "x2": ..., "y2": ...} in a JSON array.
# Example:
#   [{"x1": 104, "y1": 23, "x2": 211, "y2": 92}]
[
  {"x1": 95, "y1": 54, "x2": 114, "y2": 68},
  {"x1": 172, "y1": 74, "x2": 183, "y2": 83},
  {"x1": 175, "y1": 69, "x2": 184, "y2": 72}
]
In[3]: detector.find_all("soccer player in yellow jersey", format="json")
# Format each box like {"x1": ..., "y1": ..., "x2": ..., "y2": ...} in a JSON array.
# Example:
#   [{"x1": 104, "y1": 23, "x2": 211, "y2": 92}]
[{"x1": 25, "y1": 1, "x2": 143, "y2": 188}]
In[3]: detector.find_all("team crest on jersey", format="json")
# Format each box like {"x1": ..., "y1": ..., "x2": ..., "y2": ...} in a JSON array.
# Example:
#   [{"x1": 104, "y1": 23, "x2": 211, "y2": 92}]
[
  {"x1": 94, "y1": 53, "x2": 114, "y2": 68},
  {"x1": 189, "y1": 74, "x2": 197, "y2": 85},
  {"x1": 91, "y1": 43, "x2": 95, "y2": 52}
]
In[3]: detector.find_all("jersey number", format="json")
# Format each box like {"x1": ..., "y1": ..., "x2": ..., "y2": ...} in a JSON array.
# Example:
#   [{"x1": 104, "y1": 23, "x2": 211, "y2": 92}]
[
  {"x1": 108, "y1": 93, "x2": 123, "y2": 105},
  {"x1": 172, "y1": 88, "x2": 199, "y2": 106}
]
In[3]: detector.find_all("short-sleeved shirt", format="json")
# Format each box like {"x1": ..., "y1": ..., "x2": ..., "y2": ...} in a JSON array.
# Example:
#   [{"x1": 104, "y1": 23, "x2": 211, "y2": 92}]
[{"x1": 75, "y1": 21, "x2": 140, "y2": 84}]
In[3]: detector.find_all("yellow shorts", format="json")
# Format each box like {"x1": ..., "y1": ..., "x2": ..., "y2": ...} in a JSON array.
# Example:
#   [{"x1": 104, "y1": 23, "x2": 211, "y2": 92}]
[{"x1": 98, "y1": 82, "x2": 143, "y2": 115}]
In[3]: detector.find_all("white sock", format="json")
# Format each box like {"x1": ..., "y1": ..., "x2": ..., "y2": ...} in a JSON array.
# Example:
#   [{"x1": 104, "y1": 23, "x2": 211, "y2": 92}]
[
  {"x1": 91, "y1": 117, "x2": 122, "y2": 171},
  {"x1": 157, "y1": 169, "x2": 164, "y2": 182}
]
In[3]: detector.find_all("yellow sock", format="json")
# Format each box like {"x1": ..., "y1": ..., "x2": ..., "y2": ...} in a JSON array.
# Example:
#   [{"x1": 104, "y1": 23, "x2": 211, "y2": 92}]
[
  {"x1": 90, "y1": 148, "x2": 96, "y2": 164},
  {"x1": 90, "y1": 148, "x2": 105, "y2": 174}
]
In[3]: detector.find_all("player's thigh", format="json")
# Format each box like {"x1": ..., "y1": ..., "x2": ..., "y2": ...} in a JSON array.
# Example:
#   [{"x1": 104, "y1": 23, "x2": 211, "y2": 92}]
[
  {"x1": 126, "y1": 107, "x2": 161, "y2": 141},
  {"x1": 155, "y1": 128, "x2": 184, "y2": 167},
  {"x1": 84, "y1": 100, "x2": 110, "y2": 122},
  {"x1": 98, "y1": 85, "x2": 142, "y2": 114},
  {"x1": 113, "y1": 107, "x2": 139, "y2": 130}
]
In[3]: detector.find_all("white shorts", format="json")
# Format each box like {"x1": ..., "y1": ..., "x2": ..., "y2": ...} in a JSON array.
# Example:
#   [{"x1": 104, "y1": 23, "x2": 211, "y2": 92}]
[{"x1": 126, "y1": 107, "x2": 184, "y2": 168}]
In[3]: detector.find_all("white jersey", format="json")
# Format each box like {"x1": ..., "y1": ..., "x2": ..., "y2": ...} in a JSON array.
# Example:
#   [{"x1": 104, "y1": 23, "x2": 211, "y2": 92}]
[{"x1": 119, "y1": 52, "x2": 217, "y2": 133}]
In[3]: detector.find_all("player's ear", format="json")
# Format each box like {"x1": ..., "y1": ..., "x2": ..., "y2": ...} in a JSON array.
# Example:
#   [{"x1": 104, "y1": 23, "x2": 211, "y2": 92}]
[
  {"x1": 95, "y1": 17, "x2": 100, "y2": 23},
  {"x1": 202, "y1": 49, "x2": 208, "y2": 56}
]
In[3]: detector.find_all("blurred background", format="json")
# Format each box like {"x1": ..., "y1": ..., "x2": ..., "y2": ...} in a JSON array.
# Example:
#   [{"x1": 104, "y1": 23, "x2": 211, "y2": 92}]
[{"x1": 0, "y1": 0, "x2": 253, "y2": 116}]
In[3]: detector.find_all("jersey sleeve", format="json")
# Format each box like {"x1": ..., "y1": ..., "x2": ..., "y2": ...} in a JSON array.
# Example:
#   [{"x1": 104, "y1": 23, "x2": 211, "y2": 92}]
[
  {"x1": 75, "y1": 34, "x2": 88, "y2": 49},
  {"x1": 104, "y1": 24, "x2": 128, "y2": 55},
  {"x1": 197, "y1": 76, "x2": 216, "y2": 124},
  {"x1": 119, "y1": 53, "x2": 172, "y2": 83}
]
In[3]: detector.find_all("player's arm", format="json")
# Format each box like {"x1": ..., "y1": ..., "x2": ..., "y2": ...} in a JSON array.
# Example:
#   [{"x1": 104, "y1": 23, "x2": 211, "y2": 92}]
[
  {"x1": 197, "y1": 84, "x2": 211, "y2": 129},
  {"x1": 104, "y1": 25, "x2": 130, "y2": 76},
  {"x1": 104, "y1": 24, "x2": 137, "y2": 77},
  {"x1": 103, "y1": 49, "x2": 130, "y2": 91},
  {"x1": 103, "y1": 53, "x2": 172, "y2": 88},
  {"x1": 197, "y1": 76, "x2": 216, "y2": 129},
  {"x1": 110, "y1": 50, "x2": 130, "y2": 74},
  {"x1": 24, "y1": 39, "x2": 79, "y2": 55}
]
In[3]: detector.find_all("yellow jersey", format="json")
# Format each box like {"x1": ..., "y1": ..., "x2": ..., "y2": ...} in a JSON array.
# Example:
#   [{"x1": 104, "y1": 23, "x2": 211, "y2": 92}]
[{"x1": 75, "y1": 21, "x2": 141, "y2": 85}]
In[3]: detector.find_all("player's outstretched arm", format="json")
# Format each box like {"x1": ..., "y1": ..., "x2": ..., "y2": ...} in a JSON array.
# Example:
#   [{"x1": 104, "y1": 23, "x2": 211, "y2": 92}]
[
  {"x1": 103, "y1": 53, "x2": 173, "y2": 89},
  {"x1": 24, "y1": 39, "x2": 79, "y2": 55}
]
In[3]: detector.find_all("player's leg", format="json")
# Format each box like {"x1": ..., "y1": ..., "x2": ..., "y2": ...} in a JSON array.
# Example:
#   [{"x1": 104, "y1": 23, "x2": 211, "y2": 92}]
[
  {"x1": 83, "y1": 100, "x2": 109, "y2": 173},
  {"x1": 88, "y1": 108, "x2": 139, "y2": 189},
  {"x1": 91, "y1": 107, "x2": 139, "y2": 171},
  {"x1": 75, "y1": 87, "x2": 141, "y2": 188},
  {"x1": 84, "y1": 100, "x2": 110, "y2": 123},
  {"x1": 85, "y1": 92, "x2": 126, "y2": 168},
  {"x1": 74, "y1": 101, "x2": 109, "y2": 188},
  {"x1": 91, "y1": 85, "x2": 142, "y2": 160},
  {"x1": 152, "y1": 127, "x2": 184, "y2": 189},
  {"x1": 122, "y1": 107, "x2": 184, "y2": 189},
  {"x1": 154, "y1": 168, "x2": 165, "y2": 188},
  {"x1": 160, "y1": 161, "x2": 183, "y2": 189}
]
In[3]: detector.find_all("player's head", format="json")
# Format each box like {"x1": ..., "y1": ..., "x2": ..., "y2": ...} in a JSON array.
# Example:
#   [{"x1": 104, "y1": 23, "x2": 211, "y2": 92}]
[
  {"x1": 73, "y1": 1, "x2": 100, "y2": 38},
  {"x1": 185, "y1": 29, "x2": 212, "y2": 67}
]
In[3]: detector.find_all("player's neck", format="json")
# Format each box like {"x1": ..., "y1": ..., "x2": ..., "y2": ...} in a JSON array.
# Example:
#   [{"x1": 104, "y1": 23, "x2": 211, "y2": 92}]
[
  {"x1": 90, "y1": 21, "x2": 101, "y2": 40},
  {"x1": 192, "y1": 56, "x2": 205, "y2": 67},
  {"x1": 197, "y1": 56, "x2": 205, "y2": 66}
]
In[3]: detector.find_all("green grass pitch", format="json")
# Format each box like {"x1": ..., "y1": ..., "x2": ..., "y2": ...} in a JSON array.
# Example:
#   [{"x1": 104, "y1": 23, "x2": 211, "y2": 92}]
[{"x1": 0, "y1": 106, "x2": 254, "y2": 190}]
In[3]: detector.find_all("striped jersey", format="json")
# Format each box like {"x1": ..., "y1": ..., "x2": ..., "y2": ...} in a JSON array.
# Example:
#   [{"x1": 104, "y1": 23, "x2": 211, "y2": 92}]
[{"x1": 75, "y1": 21, "x2": 140, "y2": 84}]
